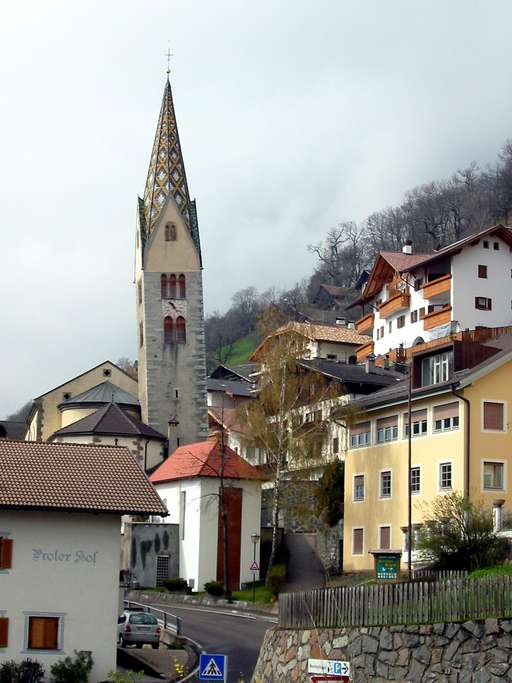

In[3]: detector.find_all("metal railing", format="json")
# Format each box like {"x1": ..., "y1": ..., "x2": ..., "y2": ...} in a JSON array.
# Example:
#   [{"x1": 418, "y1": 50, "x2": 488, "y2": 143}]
[{"x1": 124, "y1": 599, "x2": 182, "y2": 636}]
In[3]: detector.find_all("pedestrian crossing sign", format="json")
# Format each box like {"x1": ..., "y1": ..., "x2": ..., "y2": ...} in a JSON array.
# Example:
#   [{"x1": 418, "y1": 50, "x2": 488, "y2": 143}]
[{"x1": 199, "y1": 653, "x2": 227, "y2": 681}]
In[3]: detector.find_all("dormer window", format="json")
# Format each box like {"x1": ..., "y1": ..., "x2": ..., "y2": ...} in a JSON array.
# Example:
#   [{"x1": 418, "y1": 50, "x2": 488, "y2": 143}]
[{"x1": 421, "y1": 351, "x2": 452, "y2": 387}]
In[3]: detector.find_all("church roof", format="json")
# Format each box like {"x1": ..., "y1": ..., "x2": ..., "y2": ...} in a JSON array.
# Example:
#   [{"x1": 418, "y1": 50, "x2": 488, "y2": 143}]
[
  {"x1": 150, "y1": 439, "x2": 265, "y2": 484},
  {"x1": 51, "y1": 402, "x2": 166, "y2": 440},
  {"x1": 58, "y1": 381, "x2": 139, "y2": 409}
]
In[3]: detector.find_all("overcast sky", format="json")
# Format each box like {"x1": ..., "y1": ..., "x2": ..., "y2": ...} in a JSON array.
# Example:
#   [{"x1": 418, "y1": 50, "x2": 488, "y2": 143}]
[{"x1": 1, "y1": 1, "x2": 512, "y2": 417}]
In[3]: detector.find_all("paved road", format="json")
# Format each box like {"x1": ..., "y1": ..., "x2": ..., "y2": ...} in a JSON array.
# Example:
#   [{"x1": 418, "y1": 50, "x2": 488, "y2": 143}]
[{"x1": 149, "y1": 603, "x2": 274, "y2": 682}]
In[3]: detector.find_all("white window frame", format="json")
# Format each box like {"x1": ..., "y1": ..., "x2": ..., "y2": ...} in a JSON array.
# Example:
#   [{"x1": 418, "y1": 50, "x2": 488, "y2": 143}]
[
  {"x1": 403, "y1": 416, "x2": 428, "y2": 439},
  {"x1": 410, "y1": 465, "x2": 421, "y2": 496},
  {"x1": 379, "y1": 469, "x2": 392, "y2": 499},
  {"x1": 481, "y1": 459, "x2": 507, "y2": 492},
  {"x1": 438, "y1": 460, "x2": 453, "y2": 493},
  {"x1": 376, "y1": 424, "x2": 398, "y2": 444},
  {"x1": 378, "y1": 524, "x2": 392, "y2": 550},
  {"x1": 353, "y1": 473, "x2": 365, "y2": 502},
  {"x1": 351, "y1": 527, "x2": 364, "y2": 556},
  {"x1": 350, "y1": 429, "x2": 371, "y2": 449},
  {"x1": 481, "y1": 399, "x2": 507, "y2": 434}
]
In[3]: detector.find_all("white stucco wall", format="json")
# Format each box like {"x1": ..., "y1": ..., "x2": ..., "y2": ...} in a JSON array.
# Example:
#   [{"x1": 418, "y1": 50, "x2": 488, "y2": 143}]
[
  {"x1": 154, "y1": 477, "x2": 262, "y2": 590},
  {"x1": 451, "y1": 236, "x2": 512, "y2": 329},
  {"x1": 0, "y1": 510, "x2": 121, "y2": 682}
]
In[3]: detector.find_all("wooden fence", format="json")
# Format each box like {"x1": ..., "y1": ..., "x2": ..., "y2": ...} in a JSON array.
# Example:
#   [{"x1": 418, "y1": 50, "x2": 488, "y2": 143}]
[
  {"x1": 412, "y1": 569, "x2": 468, "y2": 581},
  {"x1": 279, "y1": 575, "x2": 512, "y2": 629}
]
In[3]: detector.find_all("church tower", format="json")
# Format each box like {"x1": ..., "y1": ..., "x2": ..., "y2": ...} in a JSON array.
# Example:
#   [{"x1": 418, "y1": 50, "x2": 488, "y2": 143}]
[{"x1": 135, "y1": 75, "x2": 208, "y2": 450}]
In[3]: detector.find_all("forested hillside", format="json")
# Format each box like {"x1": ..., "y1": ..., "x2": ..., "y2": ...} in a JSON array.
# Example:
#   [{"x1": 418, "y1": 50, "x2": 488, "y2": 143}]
[{"x1": 205, "y1": 139, "x2": 512, "y2": 368}]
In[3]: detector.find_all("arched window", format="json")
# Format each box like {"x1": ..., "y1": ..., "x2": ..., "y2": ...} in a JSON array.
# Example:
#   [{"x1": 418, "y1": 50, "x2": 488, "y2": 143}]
[
  {"x1": 178, "y1": 274, "x2": 186, "y2": 299},
  {"x1": 164, "y1": 316, "x2": 174, "y2": 344},
  {"x1": 176, "y1": 316, "x2": 186, "y2": 344},
  {"x1": 169, "y1": 274, "x2": 177, "y2": 299},
  {"x1": 165, "y1": 223, "x2": 177, "y2": 241},
  {"x1": 161, "y1": 274, "x2": 168, "y2": 299}
]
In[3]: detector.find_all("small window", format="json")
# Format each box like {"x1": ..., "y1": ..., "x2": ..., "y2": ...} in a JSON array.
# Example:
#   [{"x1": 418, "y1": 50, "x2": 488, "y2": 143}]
[
  {"x1": 0, "y1": 538, "x2": 13, "y2": 569},
  {"x1": 161, "y1": 274, "x2": 168, "y2": 299},
  {"x1": 414, "y1": 278, "x2": 423, "y2": 291},
  {"x1": 139, "y1": 322, "x2": 144, "y2": 348},
  {"x1": 376, "y1": 416, "x2": 398, "y2": 443},
  {"x1": 483, "y1": 462, "x2": 504, "y2": 490},
  {"x1": 352, "y1": 528, "x2": 364, "y2": 555},
  {"x1": 494, "y1": 241, "x2": 500, "y2": 250},
  {"x1": 165, "y1": 223, "x2": 177, "y2": 241},
  {"x1": 350, "y1": 422, "x2": 371, "y2": 448},
  {"x1": 353, "y1": 474, "x2": 365, "y2": 501},
  {"x1": 178, "y1": 274, "x2": 186, "y2": 299},
  {"x1": 164, "y1": 316, "x2": 174, "y2": 344},
  {"x1": 327, "y1": 354, "x2": 337, "y2": 360},
  {"x1": 475, "y1": 297, "x2": 492, "y2": 310},
  {"x1": 410, "y1": 466, "x2": 421, "y2": 494},
  {"x1": 419, "y1": 307, "x2": 426, "y2": 319},
  {"x1": 439, "y1": 462, "x2": 452, "y2": 491},
  {"x1": 410, "y1": 310, "x2": 418, "y2": 323},
  {"x1": 388, "y1": 321, "x2": 392, "y2": 333},
  {"x1": 483, "y1": 240, "x2": 489, "y2": 249},
  {"x1": 379, "y1": 526, "x2": 391, "y2": 550},
  {"x1": 0, "y1": 618, "x2": 9, "y2": 648},
  {"x1": 332, "y1": 437, "x2": 339, "y2": 454},
  {"x1": 483, "y1": 401, "x2": 504, "y2": 431},
  {"x1": 433, "y1": 402, "x2": 459, "y2": 432},
  {"x1": 404, "y1": 410, "x2": 428, "y2": 438},
  {"x1": 380, "y1": 325, "x2": 384, "y2": 338},
  {"x1": 397, "y1": 315, "x2": 405, "y2": 329},
  {"x1": 103, "y1": 368, "x2": 111, "y2": 377},
  {"x1": 478, "y1": 265, "x2": 488, "y2": 279},
  {"x1": 175, "y1": 388, "x2": 179, "y2": 399},
  {"x1": 137, "y1": 280, "x2": 142, "y2": 305},
  {"x1": 27, "y1": 616, "x2": 60, "y2": 650},
  {"x1": 380, "y1": 471, "x2": 392, "y2": 498},
  {"x1": 62, "y1": 392, "x2": 71, "y2": 401}
]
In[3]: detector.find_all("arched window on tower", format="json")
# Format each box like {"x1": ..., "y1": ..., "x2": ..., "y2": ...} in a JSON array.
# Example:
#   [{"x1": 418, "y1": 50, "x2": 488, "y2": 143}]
[
  {"x1": 165, "y1": 223, "x2": 177, "y2": 241},
  {"x1": 178, "y1": 274, "x2": 186, "y2": 299},
  {"x1": 164, "y1": 316, "x2": 174, "y2": 344},
  {"x1": 176, "y1": 317, "x2": 186, "y2": 344},
  {"x1": 160, "y1": 274, "x2": 168, "y2": 299},
  {"x1": 169, "y1": 274, "x2": 177, "y2": 299}
]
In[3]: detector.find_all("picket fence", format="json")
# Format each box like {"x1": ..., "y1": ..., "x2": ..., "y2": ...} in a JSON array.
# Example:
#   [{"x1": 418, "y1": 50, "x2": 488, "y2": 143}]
[{"x1": 279, "y1": 575, "x2": 512, "y2": 629}]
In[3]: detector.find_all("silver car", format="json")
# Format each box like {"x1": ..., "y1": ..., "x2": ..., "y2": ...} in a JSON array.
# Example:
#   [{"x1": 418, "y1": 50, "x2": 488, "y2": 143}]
[{"x1": 117, "y1": 610, "x2": 161, "y2": 648}]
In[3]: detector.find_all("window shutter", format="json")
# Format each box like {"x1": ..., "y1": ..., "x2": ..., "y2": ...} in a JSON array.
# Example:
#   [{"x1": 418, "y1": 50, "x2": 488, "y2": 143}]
[
  {"x1": 433, "y1": 402, "x2": 459, "y2": 421},
  {"x1": 403, "y1": 409, "x2": 428, "y2": 426},
  {"x1": 0, "y1": 539, "x2": 12, "y2": 569},
  {"x1": 353, "y1": 529, "x2": 363, "y2": 554},
  {"x1": 484, "y1": 402, "x2": 504, "y2": 430},
  {"x1": 376, "y1": 415, "x2": 398, "y2": 430},
  {"x1": 0, "y1": 618, "x2": 8, "y2": 648},
  {"x1": 351, "y1": 421, "x2": 370, "y2": 436},
  {"x1": 379, "y1": 526, "x2": 391, "y2": 550},
  {"x1": 44, "y1": 618, "x2": 59, "y2": 650}
]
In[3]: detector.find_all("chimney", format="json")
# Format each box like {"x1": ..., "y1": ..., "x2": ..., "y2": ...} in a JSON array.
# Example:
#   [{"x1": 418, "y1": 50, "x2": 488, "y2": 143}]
[
  {"x1": 365, "y1": 353, "x2": 376, "y2": 374},
  {"x1": 402, "y1": 240, "x2": 413, "y2": 255}
]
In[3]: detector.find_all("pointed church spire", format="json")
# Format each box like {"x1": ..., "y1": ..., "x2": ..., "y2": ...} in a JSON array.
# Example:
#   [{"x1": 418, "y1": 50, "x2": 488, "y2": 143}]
[{"x1": 143, "y1": 77, "x2": 192, "y2": 232}]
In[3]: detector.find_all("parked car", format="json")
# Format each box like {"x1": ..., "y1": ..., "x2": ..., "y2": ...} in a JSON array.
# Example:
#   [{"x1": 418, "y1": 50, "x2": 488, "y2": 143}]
[{"x1": 117, "y1": 610, "x2": 161, "y2": 648}]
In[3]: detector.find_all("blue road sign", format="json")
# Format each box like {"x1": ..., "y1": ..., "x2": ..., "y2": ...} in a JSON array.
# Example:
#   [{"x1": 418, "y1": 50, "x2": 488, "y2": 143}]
[{"x1": 199, "y1": 653, "x2": 227, "y2": 681}]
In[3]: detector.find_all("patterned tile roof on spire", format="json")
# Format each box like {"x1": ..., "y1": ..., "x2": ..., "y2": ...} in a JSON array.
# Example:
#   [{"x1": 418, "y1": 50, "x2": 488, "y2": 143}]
[{"x1": 143, "y1": 78, "x2": 192, "y2": 233}]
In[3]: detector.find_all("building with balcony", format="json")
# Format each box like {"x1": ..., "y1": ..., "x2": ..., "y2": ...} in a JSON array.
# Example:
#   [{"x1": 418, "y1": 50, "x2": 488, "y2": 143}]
[{"x1": 351, "y1": 224, "x2": 512, "y2": 359}]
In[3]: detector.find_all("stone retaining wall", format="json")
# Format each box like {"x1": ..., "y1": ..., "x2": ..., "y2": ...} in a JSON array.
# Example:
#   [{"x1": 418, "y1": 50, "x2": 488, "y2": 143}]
[{"x1": 252, "y1": 619, "x2": 512, "y2": 682}]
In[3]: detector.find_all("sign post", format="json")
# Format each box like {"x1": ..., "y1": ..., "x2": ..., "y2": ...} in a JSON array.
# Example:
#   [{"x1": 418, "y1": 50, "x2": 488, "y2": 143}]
[
  {"x1": 250, "y1": 532, "x2": 260, "y2": 602},
  {"x1": 199, "y1": 653, "x2": 228, "y2": 682},
  {"x1": 308, "y1": 659, "x2": 350, "y2": 681}
]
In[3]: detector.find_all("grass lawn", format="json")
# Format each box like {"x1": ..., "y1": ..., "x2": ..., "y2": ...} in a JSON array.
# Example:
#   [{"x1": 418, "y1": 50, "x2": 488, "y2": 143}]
[
  {"x1": 469, "y1": 564, "x2": 512, "y2": 579},
  {"x1": 218, "y1": 332, "x2": 260, "y2": 367},
  {"x1": 232, "y1": 581, "x2": 273, "y2": 604}
]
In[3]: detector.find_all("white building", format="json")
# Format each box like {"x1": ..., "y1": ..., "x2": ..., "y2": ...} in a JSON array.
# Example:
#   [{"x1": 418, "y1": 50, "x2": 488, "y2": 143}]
[
  {"x1": 0, "y1": 440, "x2": 166, "y2": 682},
  {"x1": 150, "y1": 439, "x2": 264, "y2": 592},
  {"x1": 351, "y1": 224, "x2": 512, "y2": 359}
]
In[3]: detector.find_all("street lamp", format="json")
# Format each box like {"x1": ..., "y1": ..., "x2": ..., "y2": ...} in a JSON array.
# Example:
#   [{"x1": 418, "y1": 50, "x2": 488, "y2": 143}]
[{"x1": 250, "y1": 532, "x2": 260, "y2": 603}]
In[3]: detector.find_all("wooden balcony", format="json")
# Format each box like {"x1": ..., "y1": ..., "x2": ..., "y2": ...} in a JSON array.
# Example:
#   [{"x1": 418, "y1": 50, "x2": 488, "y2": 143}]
[
  {"x1": 356, "y1": 340, "x2": 375, "y2": 362},
  {"x1": 423, "y1": 306, "x2": 452, "y2": 331},
  {"x1": 421, "y1": 274, "x2": 452, "y2": 300},
  {"x1": 356, "y1": 312, "x2": 374, "y2": 335},
  {"x1": 378, "y1": 292, "x2": 410, "y2": 319}
]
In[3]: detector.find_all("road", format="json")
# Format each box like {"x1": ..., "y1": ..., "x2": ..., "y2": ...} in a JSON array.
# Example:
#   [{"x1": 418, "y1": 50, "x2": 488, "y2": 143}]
[{"x1": 150, "y1": 603, "x2": 274, "y2": 682}]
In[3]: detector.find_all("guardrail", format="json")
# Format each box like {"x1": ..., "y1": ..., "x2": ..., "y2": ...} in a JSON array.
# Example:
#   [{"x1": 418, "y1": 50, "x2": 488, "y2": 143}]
[{"x1": 124, "y1": 599, "x2": 182, "y2": 636}]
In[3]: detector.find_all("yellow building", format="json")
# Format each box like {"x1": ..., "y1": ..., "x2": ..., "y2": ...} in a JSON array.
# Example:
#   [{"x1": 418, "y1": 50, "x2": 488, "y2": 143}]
[{"x1": 342, "y1": 334, "x2": 512, "y2": 572}]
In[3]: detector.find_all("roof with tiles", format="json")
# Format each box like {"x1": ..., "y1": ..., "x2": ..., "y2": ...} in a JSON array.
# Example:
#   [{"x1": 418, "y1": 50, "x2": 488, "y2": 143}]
[
  {"x1": 51, "y1": 402, "x2": 166, "y2": 440},
  {"x1": 150, "y1": 438, "x2": 265, "y2": 484},
  {"x1": 0, "y1": 440, "x2": 167, "y2": 515}
]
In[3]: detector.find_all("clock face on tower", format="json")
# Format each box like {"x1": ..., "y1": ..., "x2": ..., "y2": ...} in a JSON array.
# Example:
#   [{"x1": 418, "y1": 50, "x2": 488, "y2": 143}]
[{"x1": 162, "y1": 299, "x2": 187, "y2": 317}]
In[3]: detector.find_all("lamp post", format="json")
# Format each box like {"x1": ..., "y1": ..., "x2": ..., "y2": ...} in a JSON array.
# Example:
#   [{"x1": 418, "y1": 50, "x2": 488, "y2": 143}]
[{"x1": 250, "y1": 532, "x2": 260, "y2": 603}]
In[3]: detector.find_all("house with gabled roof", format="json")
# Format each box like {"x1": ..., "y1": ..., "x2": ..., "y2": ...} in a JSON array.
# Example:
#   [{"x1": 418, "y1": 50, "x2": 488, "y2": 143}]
[{"x1": 0, "y1": 439, "x2": 166, "y2": 681}]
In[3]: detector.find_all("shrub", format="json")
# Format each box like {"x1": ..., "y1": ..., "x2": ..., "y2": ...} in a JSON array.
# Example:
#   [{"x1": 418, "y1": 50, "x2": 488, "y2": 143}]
[
  {"x1": 107, "y1": 672, "x2": 143, "y2": 683},
  {"x1": 204, "y1": 580, "x2": 224, "y2": 596},
  {"x1": 50, "y1": 651, "x2": 93, "y2": 683},
  {"x1": 266, "y1": 563, "x2": 287, "y2": 596},
  {"x1": 162, "y1": 577, "x2": 188, "y2": 592},
  {"x1": 0, "y1": 660, "x2": 44, "y2": 683}
]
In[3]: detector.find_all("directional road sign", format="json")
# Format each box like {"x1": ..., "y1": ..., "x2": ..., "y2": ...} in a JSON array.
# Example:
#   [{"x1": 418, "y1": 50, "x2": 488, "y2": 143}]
[
  {"x1": 308, "y1": 659, "x2": 350, "y2": 677},
  {"x1": 310, "y1": 676, "x2": 350, "y2": 683},
  {"x1": 199, "y1": 653, "x2": 227, "y2": 681}
]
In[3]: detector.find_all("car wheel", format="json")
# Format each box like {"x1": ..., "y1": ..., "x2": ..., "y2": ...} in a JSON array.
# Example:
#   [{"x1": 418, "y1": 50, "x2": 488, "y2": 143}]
[
  {"x1": 151, "y1": 643, "x2": 159, "y2": 649},
  {"x1": 120, "y1": 637, "x2": 128, "y2": 648}
]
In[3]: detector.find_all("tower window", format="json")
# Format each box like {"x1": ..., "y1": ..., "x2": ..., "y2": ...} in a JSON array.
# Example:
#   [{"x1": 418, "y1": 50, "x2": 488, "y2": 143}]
[
  {"x1": 137, "y1": 280, "x2": 143, "y2": 305},
  {"x1": 169, "y1": 274, "x2": 177, "y2": 299},
  {"x1": 164, "y1": 316, "x2": 174, "y2": 344},
  {"x1": 165, "y1": 223, "x2": 177, "y2": 241},
  {"x1": 103, "y1": 369, "x2": 112, "y2": 377},
  {"x1": 161, "y1": 274, "x2": 168, "y2": 299},
  {"x1": 176, "y1": 316, "x2": 186, "y2": 344},
  {"x1": 139, "y1": 322, "x2": 144, "y2": 348},
  {"x1": 178, "y1": 274, "x2": 186, "y2": 299}
]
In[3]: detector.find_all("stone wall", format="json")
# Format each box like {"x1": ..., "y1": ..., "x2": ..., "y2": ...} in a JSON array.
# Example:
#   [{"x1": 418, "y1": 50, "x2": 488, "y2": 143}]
[{"x1": 252, "y1": 619, "x2": 512, "y2": 682}]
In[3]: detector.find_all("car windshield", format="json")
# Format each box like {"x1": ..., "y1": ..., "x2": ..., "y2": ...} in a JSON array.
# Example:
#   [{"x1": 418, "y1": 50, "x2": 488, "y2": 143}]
[{"x1": 129, "y1": 613, "x2": 157, "y2": 625}]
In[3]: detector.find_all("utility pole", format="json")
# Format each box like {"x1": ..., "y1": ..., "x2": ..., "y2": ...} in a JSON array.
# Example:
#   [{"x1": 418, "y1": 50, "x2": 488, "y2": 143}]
[
  {"x1": 219, "y1": 389, "x2": 231, "y2": 601},
  {"x1": 407, "y1": 359, "x2": 413, "y2": 581}
]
